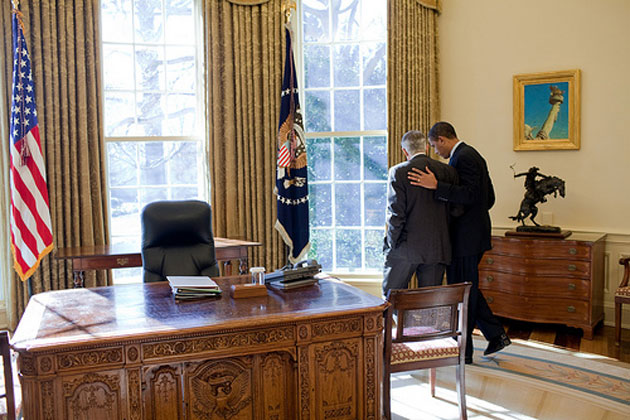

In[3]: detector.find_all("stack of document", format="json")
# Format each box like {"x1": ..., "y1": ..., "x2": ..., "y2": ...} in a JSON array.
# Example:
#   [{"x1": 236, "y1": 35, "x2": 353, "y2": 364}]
[{"x1": 167, "y1": 276, "x2": 222, "y2": 300}]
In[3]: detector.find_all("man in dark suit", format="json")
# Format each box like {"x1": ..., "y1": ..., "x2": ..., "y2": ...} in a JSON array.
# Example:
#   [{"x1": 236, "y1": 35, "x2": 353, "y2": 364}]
[
  {"x1": 382, "y1": 130, "x2": 458, "y2": 296},
  {"x1": 407, "y1": 122, "x2": 510, "y2": 363}
]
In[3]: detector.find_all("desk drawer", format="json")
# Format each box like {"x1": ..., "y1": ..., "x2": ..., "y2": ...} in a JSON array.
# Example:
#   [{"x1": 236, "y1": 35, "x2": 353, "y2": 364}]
[
  {"x1": 483, "y1": 291, "x2": 589, "y2": 324},
  {"x1": 491, "y1": 238, "x2": 591, "y2": 260},
  {"x1": 479, "y1": 254, "x2": 590, "y2": 277},
  {"x1": 478, "y1": 271, "x2": 590, "y2": 299}
]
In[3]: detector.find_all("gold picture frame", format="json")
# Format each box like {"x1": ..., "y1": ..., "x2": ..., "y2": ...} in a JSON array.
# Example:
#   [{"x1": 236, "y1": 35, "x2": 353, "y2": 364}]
[{"x1": 513, "y1": 69, "x2": 580, "y2": 151}]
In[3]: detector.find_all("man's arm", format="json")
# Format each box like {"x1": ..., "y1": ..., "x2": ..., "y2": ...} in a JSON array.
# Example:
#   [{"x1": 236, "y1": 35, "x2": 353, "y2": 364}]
[{"x1": 385, "y1": 167, "x2": 406, "y2": 249}]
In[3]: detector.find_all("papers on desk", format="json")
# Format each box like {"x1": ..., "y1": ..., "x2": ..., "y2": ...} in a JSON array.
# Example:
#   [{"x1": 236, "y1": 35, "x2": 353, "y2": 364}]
[{"x1": 167, "y1": 276, "x2": 222, "y2": 300}]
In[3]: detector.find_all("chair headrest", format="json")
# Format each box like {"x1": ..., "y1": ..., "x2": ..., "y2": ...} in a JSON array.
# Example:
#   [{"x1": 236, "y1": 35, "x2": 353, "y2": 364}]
[{"x1": 141, "y1": 200, "x2": 213, "y2": 249}]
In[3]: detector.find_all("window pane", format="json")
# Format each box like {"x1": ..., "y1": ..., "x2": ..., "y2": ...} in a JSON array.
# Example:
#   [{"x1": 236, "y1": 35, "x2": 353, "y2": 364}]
[
  {"x1": 365, "y1": 229, "x2": 385, "y2": 270},
  {"x1": 335, "y1": 229, "x2": 361, "y2": 269},
  {"x1": 363, "y1": 88, "x2": 386, "y2": 130},
  {"x1": 363, "y1": 136, "x2": 387, "y2": 180},
  {"x1": 101, "y1": 0, "x2": 133, "y2": 43},
  {"x1": 305, "y1": 90, "x2": 331, "y2": 132},
  {"x1": 165, "y1": 0, "x2": 194, "y2": 44},
  {"x1": 333, "y1": 45, "x2": 359, "y2": 87},
  {"x1": 172, "y1": 187, "x2": 199, "y2": 200},
  {"x1": 139, "y1": 143, "x2": 167, "y2": 185},
  {"x1": 332, "y1": 0, "x2": 360, "y2": 41},
  {"x1": 166, "y1": 46, "x2": 195, "y2": 92},
  {"x1": 134, "y1": 0, "x2": 163, "y2": 43},
  {"x1": 364, "y1": 183, "x2": 386, "y2": 226},
  {"x1": 136, "y1": 92, "x2": 166, "y2": 136},
  {"x1": 333, "y1": 89, "x2": 360, "y2": 131},
  {"x1": 167, "y1": 142, "x2": 200, "y2": 184},
  {"x1": 334, "y1": 137, "x2": 360, "y2": 180},
  {"x1": 304, "y1": 45, "x2": 330, "y2": 89},
  {"x1": 335, "y1": 183, "x2": 360, "y2": 226},
  {"x1": 136, "y1": 46, "x2": 165, "y2": 91},
  {"x1": 110, "y1": 188, "x2": 140, "y2": 236},
  {"x1": 103, "y1": 45, "x2": 134, "y2": 90},
  {"x1": 309, "y1": 229, "x2": 333, "y2": 271},
  {"x1": 104, "y1": 92, "x2": 135, "y2": 136},
  {"x1": 361, "y1": 0, "x2": 386, "y2": 40},
  {"x1": 307, "y1": 137, "x2": 332, "y2": 181},
  {"x1": 165, "y1": 94, "x2": 197, "y2": 136},
  {"x1": 107, "y1": 142, "x2": 138, "y2": 186},
  {"x1": 303, "y1": 0, "x2": 330, "y2": 42},
  {"x1": 309, "y1": 184, "x2": 331, "y2": 227},
  {"x1": 362, "y1": 42, "x2": 386, "y2": 86}
]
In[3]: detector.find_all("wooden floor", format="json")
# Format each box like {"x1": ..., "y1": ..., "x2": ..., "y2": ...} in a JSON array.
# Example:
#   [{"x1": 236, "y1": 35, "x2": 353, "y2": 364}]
[{"x1": 497, "y1": 317, "x2": 630, "y2": 363}]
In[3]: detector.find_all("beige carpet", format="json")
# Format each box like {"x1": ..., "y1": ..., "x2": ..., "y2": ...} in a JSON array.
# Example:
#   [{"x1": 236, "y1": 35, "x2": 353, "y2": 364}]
[{"x1": 390, "y1": 337, "x2": 630, "y2": 420}]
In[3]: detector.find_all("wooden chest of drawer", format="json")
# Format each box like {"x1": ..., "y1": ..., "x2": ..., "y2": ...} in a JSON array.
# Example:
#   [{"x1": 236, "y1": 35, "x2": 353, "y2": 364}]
[{"x1": 478, "y1": 231, "x2": 606, "y2": 339}]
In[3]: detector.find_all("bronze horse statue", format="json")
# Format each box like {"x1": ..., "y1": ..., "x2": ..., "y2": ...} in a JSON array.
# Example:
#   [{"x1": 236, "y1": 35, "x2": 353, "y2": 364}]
[{"x1": 510, "y1": 168, "x2": 565, "y2": 226}]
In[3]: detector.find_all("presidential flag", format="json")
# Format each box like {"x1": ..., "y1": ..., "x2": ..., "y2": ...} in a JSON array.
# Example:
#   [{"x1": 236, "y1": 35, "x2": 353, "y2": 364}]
[
  {"x1": 9, "y1": 8, "x2": 53, "y2": 281},
  {"x1": 274, "y1": 27, "x2": 309, "y2": 264}
]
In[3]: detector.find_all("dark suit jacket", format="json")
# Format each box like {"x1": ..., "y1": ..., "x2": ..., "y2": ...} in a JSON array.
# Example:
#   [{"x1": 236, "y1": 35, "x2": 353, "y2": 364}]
[
  {"x1": 435, "y1": 143, "x2": 495, "y2": 257},
  {"x1": 385, "y1": 154, "x2": 458, "y2": 264}
]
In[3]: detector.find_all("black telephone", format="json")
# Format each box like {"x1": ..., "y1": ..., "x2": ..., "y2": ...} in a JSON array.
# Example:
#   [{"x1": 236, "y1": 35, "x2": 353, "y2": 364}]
[{"x1": 265, "y1": 259, "x2": 322, "y2": 284}]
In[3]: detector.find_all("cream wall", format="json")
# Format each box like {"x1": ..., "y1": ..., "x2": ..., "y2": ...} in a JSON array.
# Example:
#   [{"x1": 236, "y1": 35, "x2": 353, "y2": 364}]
[{"x1": 439, "y1": 0, "x2": 630, "y2": 327}]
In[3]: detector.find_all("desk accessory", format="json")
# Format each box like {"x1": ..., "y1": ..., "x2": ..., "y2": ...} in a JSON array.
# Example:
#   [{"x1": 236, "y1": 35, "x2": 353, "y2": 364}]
[{"x1": 230, "y1": 283, "x2": 268, "y2": 298}]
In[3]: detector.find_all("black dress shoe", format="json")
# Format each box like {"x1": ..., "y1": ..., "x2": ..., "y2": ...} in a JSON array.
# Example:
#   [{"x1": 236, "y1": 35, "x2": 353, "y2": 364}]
[{"x1": 484, "y1": 333, "x2": 511, "y2": 356}]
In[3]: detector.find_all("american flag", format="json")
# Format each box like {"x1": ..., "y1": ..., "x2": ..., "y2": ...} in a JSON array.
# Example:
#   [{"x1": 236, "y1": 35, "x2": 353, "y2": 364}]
[{"x1": 9, "y1": 9, "x2": 53, "y2": 281}]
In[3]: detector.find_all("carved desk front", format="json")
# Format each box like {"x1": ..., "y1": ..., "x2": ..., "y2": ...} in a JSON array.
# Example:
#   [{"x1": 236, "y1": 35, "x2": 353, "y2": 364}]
[{"x1": 11, "y1": 276, "x2": 387, "y2": 420}]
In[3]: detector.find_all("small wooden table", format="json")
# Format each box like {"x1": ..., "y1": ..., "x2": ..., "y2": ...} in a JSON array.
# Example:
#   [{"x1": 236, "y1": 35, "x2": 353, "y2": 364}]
[{"x1": 56, "y1": 237, "x2": 261, "y2": 287}]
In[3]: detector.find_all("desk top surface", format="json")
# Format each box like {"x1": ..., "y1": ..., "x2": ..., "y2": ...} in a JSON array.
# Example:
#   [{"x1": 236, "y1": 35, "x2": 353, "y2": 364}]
[
  {"x1": 56, "y1": 237, "x2": 261, "y2": 258},
  {"x1": 12, "y1": 276, "x2": 386, "y2": 352}
]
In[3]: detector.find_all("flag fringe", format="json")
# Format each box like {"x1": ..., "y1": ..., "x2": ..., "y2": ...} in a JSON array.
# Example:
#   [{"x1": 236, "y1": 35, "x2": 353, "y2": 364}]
[
  {"x1": 10, "y1": 241, "x2": 53, "y2": 282},
  {"x1": 274, "y1": 220, "x2": 310, "y2": 265}
]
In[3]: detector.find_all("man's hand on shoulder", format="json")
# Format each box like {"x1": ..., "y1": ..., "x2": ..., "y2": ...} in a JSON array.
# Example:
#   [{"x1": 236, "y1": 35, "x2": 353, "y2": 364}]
[{"x1": 408, "y1": 166, "x2": 438, "y2": 190}]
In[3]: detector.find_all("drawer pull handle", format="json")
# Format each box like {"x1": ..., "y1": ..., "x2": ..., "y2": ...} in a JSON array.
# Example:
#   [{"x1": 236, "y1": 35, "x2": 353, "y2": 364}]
[
  {"x1": 486, "y1": 275, "x2": 494, "y2": 283},
  {"x1": 487, "y1": 296, "x2": 494, "y2": 304},
  {"x1": 116, "y1": 257, "x2": 129, "y2": 266},
  {"x1": 569, "y1": 247, "x2": 577, "y2": 255},
  {"x1": 567, "y1": 306, "x2": 576, "y2": 313},
  {"x1": 568, "y1": 283, "x2": 576, "y2": 290},
  {"x1": 567, "y1": 264, "x2": 577, "y2": 271},
  {"x1": 486, "y1": 257, "x2": 494, "y2": 265}
]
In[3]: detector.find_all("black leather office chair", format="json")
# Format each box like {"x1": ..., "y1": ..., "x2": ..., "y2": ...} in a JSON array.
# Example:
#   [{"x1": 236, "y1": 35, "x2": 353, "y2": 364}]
[{"x1": 141, "y1": 200, "x2": 220, "y2": 282}]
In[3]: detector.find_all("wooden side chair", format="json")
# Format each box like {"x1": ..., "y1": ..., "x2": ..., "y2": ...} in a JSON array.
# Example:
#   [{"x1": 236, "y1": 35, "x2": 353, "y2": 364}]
[
  {"x1": 0, "y1": 330, "x2": 16, "y2": 420},
  {"x1": 383, "y1": 283, "x2": 471, "y2": 420},
  {"x1": 615, "y1": 257, "x2": 630, "y2": 345}
]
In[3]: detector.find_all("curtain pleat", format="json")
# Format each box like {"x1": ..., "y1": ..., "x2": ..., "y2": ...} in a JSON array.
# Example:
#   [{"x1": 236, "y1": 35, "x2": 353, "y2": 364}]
[
  {"x1": 203, "y1": 0, "x2": 285, "y2": 271},
  {"x1": 0, "y1": 0, "x2": 109, "y2": 329},
  {"x1": 388, "y1": 0, "x2": 440, "y2": 167}
]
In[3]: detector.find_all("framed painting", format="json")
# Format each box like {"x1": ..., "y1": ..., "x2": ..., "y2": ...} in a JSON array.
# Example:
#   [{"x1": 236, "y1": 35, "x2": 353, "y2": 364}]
[{"x1": 513, "y1": 69, "x2": 580, "y2": 151}]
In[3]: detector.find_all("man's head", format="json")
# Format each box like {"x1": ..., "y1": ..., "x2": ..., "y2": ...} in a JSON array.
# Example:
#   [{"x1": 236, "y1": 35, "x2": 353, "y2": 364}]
[
  {"x1": 401, "y1": 130, "x2": 427, "y2": 160},
  {"x1": 428, "y1": 121, "x2": 458, "y2": 159}
]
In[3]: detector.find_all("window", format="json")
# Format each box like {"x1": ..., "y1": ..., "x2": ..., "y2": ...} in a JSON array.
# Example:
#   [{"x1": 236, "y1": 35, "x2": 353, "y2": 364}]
[
  {"x1": 301, "y1": 0, "x2": 387, "y2": 273},
  {"x1": 101, "y1": 0, "x2": 205, "y2": 281}
]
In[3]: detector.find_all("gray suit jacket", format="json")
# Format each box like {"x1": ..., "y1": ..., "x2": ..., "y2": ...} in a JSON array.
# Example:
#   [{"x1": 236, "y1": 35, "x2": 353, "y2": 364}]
[{"x1": 385, "y1": 154, "x2": 458, "y2": 264}]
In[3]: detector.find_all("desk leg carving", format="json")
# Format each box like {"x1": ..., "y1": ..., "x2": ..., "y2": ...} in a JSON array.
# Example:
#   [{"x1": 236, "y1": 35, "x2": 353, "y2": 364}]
[
  {"x1": 223, "y1": 261, "x2": 232, "y2": 276},
  {"x1": 73, "y1": 270, "x2": 85, "y2": 288}
]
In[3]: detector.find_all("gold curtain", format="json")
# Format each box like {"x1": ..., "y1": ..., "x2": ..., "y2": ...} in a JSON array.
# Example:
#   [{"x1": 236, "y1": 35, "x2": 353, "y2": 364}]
[
  {"x1": 0, "y1": 0, "x2": 109, "y2": 328},
  {"x1": 387, "y1": 0, "x2": 441, "y2": 167},
  {"x1": 203, "y1": 0, "x2": 286, "y2": 271}
]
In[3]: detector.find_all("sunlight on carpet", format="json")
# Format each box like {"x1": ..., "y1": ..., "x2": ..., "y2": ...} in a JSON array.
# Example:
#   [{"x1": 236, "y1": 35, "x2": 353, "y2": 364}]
[{"x1": 389, "y1": 337, "x2": 630, "y2": 420}]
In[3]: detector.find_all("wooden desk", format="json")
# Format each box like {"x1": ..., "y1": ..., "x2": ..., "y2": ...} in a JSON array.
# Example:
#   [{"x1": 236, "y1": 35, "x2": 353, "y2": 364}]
[
  {"x1": 56, "y1": 237, "x2": 261, "y2": 287},
  {"x1": 11, "y1": 276, "x2": 386, "y2": 420}
]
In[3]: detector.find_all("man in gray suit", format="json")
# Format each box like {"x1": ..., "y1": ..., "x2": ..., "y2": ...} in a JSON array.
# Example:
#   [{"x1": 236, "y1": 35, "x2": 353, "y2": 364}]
[{"x1": 383, "y1": 130, "x2": 459, "y2": 295}]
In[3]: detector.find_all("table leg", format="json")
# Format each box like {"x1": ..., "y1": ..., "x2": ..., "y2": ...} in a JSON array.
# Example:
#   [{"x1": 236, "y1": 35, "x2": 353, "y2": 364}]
[
  {"x1": 239, "y1": 258, "x2": 248, "y2": 275},
  {"x1": 73, "y1": 270, "x2": 85, "y2": 288},
  {"x1": 223, "y1": 261, "x2": 233, "y2": 276}
]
